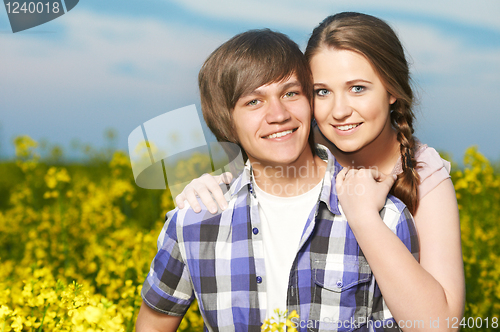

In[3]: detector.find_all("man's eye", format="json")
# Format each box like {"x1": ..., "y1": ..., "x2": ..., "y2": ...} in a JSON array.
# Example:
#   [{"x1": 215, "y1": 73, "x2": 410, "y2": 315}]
[
  {"x1": 315, "y1": 89, "x2": 330, "y2": 96},
  {"x1": 247, "y1": 99, "x2": 259, "y2": 106},
  {"x1": 351, "y1": 86, "x2": 364, "y2": 93},
  {"x1": 284, "y1": 91, "x2": 298, "y2": 98}
]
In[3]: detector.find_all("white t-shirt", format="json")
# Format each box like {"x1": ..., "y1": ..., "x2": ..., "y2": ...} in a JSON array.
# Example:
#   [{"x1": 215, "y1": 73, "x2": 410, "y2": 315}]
[{"x1": 252, "y1": 177, "x2": 323, "y2": 319}]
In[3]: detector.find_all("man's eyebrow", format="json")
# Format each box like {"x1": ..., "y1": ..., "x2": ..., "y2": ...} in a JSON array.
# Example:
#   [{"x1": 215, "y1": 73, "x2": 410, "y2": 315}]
[
  {"x1": 240, "y1": 89, "x2": 264, "y2": 99},
  {"x1": 240, "y1": 80, "x2": 303, "y2": 99},
  {"x1": 280, "y1": 81, "x2": 302, "y2": 92}
]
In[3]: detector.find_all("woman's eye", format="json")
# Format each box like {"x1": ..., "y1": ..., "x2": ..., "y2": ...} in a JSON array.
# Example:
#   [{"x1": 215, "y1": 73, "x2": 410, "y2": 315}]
[
  {"x1": 315, "y1": 89, "x2": 330, "y2": 96},
  {"x1": 351, "y1": 86, "x2": 364, "y2": 93}
]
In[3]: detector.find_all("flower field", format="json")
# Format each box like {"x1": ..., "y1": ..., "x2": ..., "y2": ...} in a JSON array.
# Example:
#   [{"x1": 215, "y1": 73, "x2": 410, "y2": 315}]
[{"x1": 0, "y1": 137, "x2": 499, "y2": 331}]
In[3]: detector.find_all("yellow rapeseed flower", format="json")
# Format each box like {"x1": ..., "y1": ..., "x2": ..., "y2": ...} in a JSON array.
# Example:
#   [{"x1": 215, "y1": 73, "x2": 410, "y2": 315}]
[
  {"x1": 4, "y1": 136, "x2": 498, "y2": 332},
  {"x1": 10, "y1": 314, "x2": 23, "y2": 332},
  {"x1": 0, "y1": 305, "x2": 13, "y2": 319}
]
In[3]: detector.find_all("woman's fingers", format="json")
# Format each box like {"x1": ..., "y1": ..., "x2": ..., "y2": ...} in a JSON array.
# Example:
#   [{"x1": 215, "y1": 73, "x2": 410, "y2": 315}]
[
  {"x1": 175, "y1": 191, "x2": 187, "y2": 209},
  {"x1": 204, "y1": 174, "x2": 229, "y2": 212},
  {"x1": 174, "y1": 173, "x2": 232, "y2": 214},
  {"x1": 335, "y1": 167, "x2": 348, "y2": 189},
  {"x1": 370, "y1": 168, "x2": 397, "y2": 193},
  {"x1": 219, "y1": 172, "x2": 233, "y2": 185}
]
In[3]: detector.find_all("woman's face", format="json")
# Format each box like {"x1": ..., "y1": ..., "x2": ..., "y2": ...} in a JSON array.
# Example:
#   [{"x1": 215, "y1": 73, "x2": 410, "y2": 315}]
[{"x1": 310, "y1": 48, "x2": 396, "y2": 154}]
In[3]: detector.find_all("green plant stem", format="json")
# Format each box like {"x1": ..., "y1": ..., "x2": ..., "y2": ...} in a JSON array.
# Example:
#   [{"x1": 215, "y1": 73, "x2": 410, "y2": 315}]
[{"x1": 37, "y1": 305, "x2": 48, "y2": 332}]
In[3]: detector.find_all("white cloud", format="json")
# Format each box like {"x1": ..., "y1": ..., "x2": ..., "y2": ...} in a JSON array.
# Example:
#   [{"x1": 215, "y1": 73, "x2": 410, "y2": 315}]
[
  {"x1": 0, "y1": 9, "x2": 231, "y2": 156},
  {"x1": 395, "y1": 22, "x2": 463, "y2": 75},
  {"x1": 370, "y1": 0, "x2": 500, "y2": 31},
  {"x1": 397, "y1": 23, "x2": 473, "y2": 76},
  {"x1": 3, "y1": 3, "x2": 497, "y2": 105},
  {"x1": 390, "y1": 19, "x2": 500, "y2": 87},
  {"x1": 167, "y1": 0, "x2": 500, "y2": 32},
  {"x1": 1, "y1": 10, "x2": 230, "y2": 97},
  {"x1": 2, "y1": 1, "x2": 499, "y2": 159},
  {"x1": 0, "y1": 7, "x2": 240, "y2": 140},
  {"x1": 162, "y1": 0, "x2": 500, "y2": 82},
  {"x1": 164, "y1": 0, "x2": 324, "y2": 30}
]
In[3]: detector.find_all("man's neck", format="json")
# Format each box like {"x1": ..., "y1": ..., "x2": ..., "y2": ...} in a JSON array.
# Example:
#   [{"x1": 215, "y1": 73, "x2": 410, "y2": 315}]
[{"x1": 250, "y1": 148, "x2": 326, "y2": 197}]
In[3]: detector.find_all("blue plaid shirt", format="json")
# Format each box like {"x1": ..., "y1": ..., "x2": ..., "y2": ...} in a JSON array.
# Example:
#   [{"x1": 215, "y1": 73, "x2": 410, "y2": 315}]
[{"x1": 142, "y1": 146, "x2": 419, "y2": 331}]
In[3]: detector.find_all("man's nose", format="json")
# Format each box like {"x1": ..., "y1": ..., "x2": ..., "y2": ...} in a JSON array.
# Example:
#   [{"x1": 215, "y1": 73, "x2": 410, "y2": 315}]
[{"x1": 266, "y1": 98, "x2": 291, "y2": 124}]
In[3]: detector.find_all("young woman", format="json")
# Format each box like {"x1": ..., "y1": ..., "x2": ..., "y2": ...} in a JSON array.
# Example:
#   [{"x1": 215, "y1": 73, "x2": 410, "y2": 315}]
[{"x1": 176, "y1": 12, "x2": 464, "y2": 330}]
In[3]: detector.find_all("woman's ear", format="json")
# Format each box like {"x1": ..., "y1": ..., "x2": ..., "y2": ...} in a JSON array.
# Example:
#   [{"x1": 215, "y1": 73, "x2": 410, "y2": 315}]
[{"x1": 389, "y1": 94, "x2": 397, "y2": 105}]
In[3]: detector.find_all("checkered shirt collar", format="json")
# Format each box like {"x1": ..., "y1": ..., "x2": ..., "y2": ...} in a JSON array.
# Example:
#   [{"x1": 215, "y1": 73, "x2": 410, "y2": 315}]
[{"x1": 226, "y1": 144, "x2": 344, "y2": 216}]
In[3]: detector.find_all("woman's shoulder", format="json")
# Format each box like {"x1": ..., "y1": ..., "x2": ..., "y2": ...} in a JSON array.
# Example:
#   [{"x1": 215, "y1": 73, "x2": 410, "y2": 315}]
[
  {"x1": 415, "y1": 142, "x2": 451, "y2": 176},
  {"x1": 414, "y1": 142, "x2": 451, "y2": 200}
]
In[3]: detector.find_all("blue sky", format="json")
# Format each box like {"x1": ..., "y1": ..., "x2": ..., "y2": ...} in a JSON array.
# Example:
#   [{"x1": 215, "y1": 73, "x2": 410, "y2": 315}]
[{"x1": 1, "y1": 0, "x2": 499, "y2": 163}]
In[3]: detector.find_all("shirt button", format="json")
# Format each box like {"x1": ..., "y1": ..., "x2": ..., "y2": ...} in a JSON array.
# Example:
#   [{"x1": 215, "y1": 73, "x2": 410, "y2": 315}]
[
  {"x1": 252, "y1": 227, "x2": 259, "y2": 235},
  {"x1": 336, "y1": 280, "x2": 343, "y2": 288},
  {"x1": 256, "y1": 276, "x2": 263, "y2": 284}
]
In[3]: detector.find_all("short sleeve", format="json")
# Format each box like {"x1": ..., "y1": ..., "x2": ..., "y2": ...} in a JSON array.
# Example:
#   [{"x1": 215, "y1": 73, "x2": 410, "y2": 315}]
[
  {"x1": 382, "y1": 196, "x2": 420, "y2": 261},
  {"x1": 416, "y1": 147, "x2": 451, "y2": 200},
  {"x1": 141, "y1": 210, "x2": 195, "y2": 316},
  {"x1": 395, "y1": 207, "x2": 420, "y2": 261}
]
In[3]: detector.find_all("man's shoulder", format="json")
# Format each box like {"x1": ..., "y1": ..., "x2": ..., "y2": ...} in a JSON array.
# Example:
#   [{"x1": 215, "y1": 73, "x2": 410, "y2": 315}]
[
  {"x1": 169, "y1": 200, "x2": 225, "y2": 229},
  {"x1": 383, "y1": 194, "x2": 407, "y2": 214},
  {"x1": 169, "y1": 171, "x2": 249, "y2": 228},
  {"x1": 380, "y1": 194, "x2": 412, "y2": 231}
]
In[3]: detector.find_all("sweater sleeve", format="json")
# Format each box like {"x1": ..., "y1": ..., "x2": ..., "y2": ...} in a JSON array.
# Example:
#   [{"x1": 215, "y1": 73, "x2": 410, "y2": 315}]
[{"x1": 415, "y1": 146, "x2": 451, "y2": 200}]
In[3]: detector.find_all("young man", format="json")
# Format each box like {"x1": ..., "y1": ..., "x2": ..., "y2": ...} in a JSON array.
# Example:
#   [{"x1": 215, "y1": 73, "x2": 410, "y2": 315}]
[{"x1": 136, "y1": 30, "x2": 418, "y2": 332}]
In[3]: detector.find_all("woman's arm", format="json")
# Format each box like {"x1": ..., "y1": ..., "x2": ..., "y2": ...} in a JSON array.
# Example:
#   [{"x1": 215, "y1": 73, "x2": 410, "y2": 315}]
[
  {"x1": 337, "y1": 170, "x2": 464, "y2": 331},
  {"x1": 411, "y1": 179, "x2": 464, "y2": 325},
  {"x1": 136, "y1": 302, "x2": 183, "y2": 332}
]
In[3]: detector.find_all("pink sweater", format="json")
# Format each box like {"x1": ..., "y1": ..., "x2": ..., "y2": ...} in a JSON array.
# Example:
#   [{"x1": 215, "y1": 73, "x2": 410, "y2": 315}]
[{"x1": 391, "y1": 143, "x2": 451, "y2": 200}]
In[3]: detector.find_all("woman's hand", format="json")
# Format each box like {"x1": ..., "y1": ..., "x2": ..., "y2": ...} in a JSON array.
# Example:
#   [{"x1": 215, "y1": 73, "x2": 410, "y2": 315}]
[
  {"x1": 335, "y1": 168, "x2": 396, "y2": 226},
  {"x1": 175, "y1": 172, "x2": 233, "y2": 214}
]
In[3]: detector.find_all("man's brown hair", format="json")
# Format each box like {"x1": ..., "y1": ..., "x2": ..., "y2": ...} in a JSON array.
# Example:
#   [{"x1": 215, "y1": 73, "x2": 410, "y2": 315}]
[{"x1": 199, "y1": 29, "x2": 313, "y2": 151}]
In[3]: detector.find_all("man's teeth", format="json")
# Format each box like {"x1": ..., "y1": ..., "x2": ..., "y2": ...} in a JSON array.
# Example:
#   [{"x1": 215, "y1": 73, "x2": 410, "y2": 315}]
[
  {"x1": 336, "y1": 124, "x2": 360, "y2": 131},
  {"x1": 265, "y1": 129, "x2": 294, "y2": 139}
]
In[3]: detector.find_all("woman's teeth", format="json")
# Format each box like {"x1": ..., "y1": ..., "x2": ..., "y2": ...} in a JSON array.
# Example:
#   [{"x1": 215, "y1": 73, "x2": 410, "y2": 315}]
[
  {"x1": 336, "y1": 124, "x2": 360, "y2": 131},
  {"x1": 265, "y1": 129, "x2": 294, "y2": 139}
]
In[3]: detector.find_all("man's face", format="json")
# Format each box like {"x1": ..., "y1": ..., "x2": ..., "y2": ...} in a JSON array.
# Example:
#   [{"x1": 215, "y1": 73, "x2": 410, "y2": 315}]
[{"x1": 232, "y1": 74, "x2": 312, "y2": 168}]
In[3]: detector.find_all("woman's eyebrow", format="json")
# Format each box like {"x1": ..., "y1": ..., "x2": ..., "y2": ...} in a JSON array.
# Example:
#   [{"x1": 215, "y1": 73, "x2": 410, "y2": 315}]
[{"x1": 345, "y1": 79, "x2": 372, "y2": 85}]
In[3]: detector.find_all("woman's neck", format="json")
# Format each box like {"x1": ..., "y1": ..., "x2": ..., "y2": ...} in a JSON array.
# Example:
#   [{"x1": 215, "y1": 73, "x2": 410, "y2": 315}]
[{"x1": 332, "y1": 127, "x2": 401, "y2": 175}]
